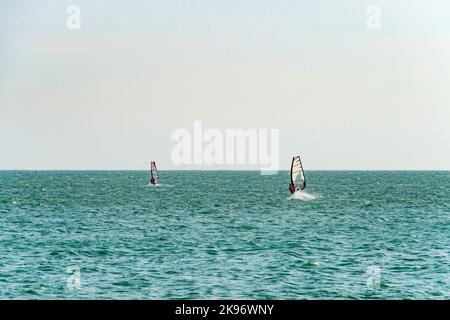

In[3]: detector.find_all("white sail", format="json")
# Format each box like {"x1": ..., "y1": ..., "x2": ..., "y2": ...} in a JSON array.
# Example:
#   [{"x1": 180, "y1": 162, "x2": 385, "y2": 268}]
[
  {"x1": 291, "y1": 156, "x2": 306, "y2": 191},
  {"x1": 150, "y1": 161, "x2": 159, "y2": 185}
]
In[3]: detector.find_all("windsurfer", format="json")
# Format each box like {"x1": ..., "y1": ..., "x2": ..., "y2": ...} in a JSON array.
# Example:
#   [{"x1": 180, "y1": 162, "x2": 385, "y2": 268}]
[{"x1": 288, "y1": 183, "x2": 296, "y2": 194}]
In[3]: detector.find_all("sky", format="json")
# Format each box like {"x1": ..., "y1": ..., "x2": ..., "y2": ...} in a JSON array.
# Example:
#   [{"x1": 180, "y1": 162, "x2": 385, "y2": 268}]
[{"x1": 1, "y1": 0, "x2": 449, "y2": 170}]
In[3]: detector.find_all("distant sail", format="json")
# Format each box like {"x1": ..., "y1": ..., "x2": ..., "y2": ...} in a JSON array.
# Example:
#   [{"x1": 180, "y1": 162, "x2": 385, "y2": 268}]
[
  {"x1": 150, "y1": 161, "x2": 159, "y2": 185},
  {"x1": 290, "y1": 156, "x2": 306, "y2": 192}
]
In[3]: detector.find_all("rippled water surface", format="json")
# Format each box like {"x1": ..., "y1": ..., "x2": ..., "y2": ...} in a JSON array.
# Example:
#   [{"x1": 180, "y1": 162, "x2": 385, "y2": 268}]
[{"x1": 0, "y1": 171, "x2": 449, "y2": 299}]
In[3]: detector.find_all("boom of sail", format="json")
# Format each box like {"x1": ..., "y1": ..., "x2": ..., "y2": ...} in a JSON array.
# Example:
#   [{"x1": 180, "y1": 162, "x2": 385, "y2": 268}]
[
  {"x1": 290, "y1": 156, "x2": 306, "y2": 191},
  {"x1": 150, "y1": 161, "x2": 159, "y2": 185}
]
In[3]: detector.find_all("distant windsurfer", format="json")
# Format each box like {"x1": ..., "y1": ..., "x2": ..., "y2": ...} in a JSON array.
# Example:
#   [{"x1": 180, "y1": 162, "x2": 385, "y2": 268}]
[
  {"x1": 289, "y1": 155, "x2": 306, "y2": 194},
  {"x1": 150, "y1": 161, "x2": 159, "y2": 185}
]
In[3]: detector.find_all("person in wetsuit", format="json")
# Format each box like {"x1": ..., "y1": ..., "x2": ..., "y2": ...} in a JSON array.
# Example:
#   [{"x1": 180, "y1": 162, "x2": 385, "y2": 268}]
[
  {"x1": 289, "y1": 181, "x2": 306, "y2": 194},
  {"x1": 288, "y1": 183, "x2": 296, "y2": 194}
]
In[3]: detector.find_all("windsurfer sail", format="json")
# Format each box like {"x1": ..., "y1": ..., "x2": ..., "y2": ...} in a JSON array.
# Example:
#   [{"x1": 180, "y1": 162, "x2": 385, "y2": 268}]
[
  {"x1": 150, "y1": 161, "x2": 159, "y2": 185},
  {"x1": 289, "y1": 155, "x2": 306, "y2": 194}
]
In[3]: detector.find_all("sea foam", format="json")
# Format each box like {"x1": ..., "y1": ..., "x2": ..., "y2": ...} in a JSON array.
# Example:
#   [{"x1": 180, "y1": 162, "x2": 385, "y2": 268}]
[{"x1": 290, "y1": 190, "x2": 318, "y2": 201}]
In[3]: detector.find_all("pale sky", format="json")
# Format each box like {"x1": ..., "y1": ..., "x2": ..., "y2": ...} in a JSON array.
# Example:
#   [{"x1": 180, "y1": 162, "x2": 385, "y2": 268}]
[{"x1": 1, "y1": 0, "x2": 449, "y2": 170}]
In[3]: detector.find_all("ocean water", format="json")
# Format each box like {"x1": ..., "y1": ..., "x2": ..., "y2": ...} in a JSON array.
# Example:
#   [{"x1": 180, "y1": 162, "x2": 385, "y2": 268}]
[{"x1": 0, "y1": 170, "x2": 448, "y2": 299}]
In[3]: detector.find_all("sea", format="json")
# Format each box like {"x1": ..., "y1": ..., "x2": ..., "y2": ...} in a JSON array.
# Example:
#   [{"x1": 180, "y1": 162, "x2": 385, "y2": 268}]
[{"x1": 0, "y1": 170, "x2": 448, "y2": 299}]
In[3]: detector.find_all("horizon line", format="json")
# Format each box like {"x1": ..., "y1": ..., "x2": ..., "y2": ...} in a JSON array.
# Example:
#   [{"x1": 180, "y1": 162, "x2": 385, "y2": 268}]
[{"x1": 0, "y1": 169, "x2": 448, "y2": 172}]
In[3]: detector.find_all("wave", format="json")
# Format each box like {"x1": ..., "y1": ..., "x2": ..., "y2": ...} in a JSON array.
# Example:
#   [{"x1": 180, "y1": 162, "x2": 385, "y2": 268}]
[
  {"x1": 148, "y1": 183, "x2": 172, "y2": 188},
  {"x1": 148, "y1": 183, "x2": 163, "y2": 188},
  {"x1": 290, "y1": 190, "x2": 319, "y2": 201}
]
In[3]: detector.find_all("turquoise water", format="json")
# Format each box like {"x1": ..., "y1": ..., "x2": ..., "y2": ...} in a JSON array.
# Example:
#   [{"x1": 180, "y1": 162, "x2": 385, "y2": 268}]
[{"x1": 0, "y1": 171, "x2": 448, "y2": 299}]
